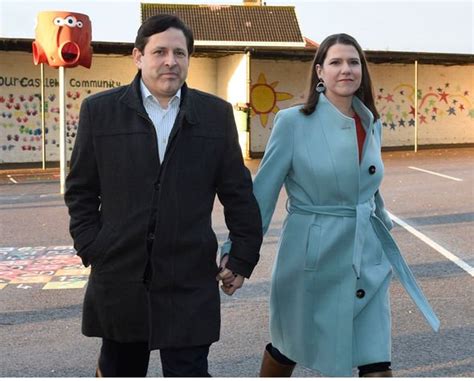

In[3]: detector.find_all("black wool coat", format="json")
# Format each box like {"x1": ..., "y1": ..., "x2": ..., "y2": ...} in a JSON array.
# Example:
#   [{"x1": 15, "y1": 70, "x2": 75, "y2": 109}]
[{"x1": 65, "y1": 73, "x2": 262, "y2": 348}]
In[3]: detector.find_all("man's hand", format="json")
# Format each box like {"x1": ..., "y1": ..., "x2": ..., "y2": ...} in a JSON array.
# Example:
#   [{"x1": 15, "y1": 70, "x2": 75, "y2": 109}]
[{"x1": 216, "y1": 255, "x2": 244, "y2": 296}]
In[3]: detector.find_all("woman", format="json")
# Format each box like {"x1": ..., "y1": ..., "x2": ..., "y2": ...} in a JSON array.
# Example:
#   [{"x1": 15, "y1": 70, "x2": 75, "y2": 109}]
[{"x1": 223, "y1": 33, "x2": 439, "y2": 377}]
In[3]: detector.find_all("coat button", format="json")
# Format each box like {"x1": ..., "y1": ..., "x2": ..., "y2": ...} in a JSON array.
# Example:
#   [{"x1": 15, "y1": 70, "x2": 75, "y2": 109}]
[
  {"x1": 147, "y1": 232, "x2": 155, "y2": 241},
  {"x1": 154, "y1": 182, "x2": 160, "y2": 190},
  {"x1": 356, "y1": 289, "x2": 365, "y2": 298},
  {"x1": 368, "y1": 165, "x2": 376, "y2": 174}
]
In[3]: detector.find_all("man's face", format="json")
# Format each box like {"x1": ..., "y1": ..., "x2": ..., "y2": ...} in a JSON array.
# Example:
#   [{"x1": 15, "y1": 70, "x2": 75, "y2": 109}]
[{"x1": 133, "y1": 27, "x2": 189, "y2": 105}]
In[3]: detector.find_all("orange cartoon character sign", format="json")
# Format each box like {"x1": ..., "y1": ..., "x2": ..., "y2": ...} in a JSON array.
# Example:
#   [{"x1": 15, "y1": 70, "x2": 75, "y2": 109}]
[{"x1": 32, "y1": 11, "x2": 92, "y2": 68}]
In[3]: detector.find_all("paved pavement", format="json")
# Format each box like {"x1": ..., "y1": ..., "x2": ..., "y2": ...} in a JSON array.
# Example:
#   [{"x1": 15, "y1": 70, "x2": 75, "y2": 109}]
[{"x1": 0, "y1": 148, "x2": 473, "y2": 377}]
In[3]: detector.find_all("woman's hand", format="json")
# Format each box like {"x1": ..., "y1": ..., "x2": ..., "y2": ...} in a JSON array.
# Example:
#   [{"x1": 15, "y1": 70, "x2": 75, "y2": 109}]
[{"x1": 216, "y1": 255, "x2": 245, "y2": 295}]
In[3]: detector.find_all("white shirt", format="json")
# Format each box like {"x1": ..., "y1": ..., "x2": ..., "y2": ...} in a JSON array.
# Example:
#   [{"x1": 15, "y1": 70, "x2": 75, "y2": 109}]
[{"x1": 140, "y1": 80, "x2": 181, "y2": 163}]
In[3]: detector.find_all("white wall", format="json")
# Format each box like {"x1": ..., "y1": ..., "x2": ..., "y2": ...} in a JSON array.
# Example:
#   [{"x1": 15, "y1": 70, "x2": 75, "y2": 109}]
[
  {"x1": 216, "y1": 54, "x2": 247, "y2": 105},
  {"x1": 249, "y1": 58, "x2": 474, "y2": 153},
  {"x1": 0, "y1": 51, "x2": 136, "y2": 163},
  {"x1": 1, "y1": 50, "x2": 473, "y2": 163},
  {"x1": 370, "y1": 63, "x2": 474, "y2": 146},
  {"x1": 249, "y1": 58, "x2": 309, "y2": 153},
  {"x1": 216, "y1": 54, "x2": 248, "y2": 154},
  {"x1": 187, "y1": 57, "x2": 217, "y2": 94},
  {"x1": 0, "y1": 52, "x2": 220, "y2": 163}
]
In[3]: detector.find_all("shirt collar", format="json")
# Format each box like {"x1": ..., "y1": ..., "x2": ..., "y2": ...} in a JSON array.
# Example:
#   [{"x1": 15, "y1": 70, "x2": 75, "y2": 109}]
[{"x1": 140, "y1": 79, "x2": 181, "y2": 108}]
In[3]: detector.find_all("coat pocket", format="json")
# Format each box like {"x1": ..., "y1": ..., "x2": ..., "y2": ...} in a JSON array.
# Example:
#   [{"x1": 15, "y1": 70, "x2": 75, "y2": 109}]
[
  {"x1": 82, "y1": 223, "x2": 117, "y2": 270},
  {"x1": 201, "y1": 232, "x2": 219, "y2": 279},
  {"x1": 304, "y1": 224, "x2": 322, "y2": 271}
]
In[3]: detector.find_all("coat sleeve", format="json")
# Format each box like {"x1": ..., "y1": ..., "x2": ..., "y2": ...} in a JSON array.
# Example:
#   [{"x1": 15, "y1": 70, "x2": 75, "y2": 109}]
[
  {"x1": 221, "y1": 110, "x2": 294, "y2": 257},
  {"x1": 253, "y1": 110, "x2": 294, "y2": 235},
  {"x1": 373, "y1": 119, "x2": 394, "y2": 230},
  {"x1": 374, "y1": 190, "x2": 393, "y2": 231},
  {"x1": 64, "y1": 98, "x2": 101, "y2": 266},
  {"x1": 216, "y1": 103, "x2": 263, "y2": 278}
]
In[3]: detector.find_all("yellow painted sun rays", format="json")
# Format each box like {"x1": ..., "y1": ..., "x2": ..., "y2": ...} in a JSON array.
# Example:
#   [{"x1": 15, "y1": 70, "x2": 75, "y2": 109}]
[{"x1": 250, "y1": 73, "x2": 293, "y2": 127}]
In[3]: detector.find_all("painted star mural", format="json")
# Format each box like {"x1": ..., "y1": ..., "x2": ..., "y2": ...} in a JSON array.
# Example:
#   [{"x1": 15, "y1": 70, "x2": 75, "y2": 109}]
[{"x1": 375, "y1": 81, "x2": 474, "y2": 131}]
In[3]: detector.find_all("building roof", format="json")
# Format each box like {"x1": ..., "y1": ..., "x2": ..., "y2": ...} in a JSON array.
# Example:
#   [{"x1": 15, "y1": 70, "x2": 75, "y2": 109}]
[
  {"x1": 141, "y1": 3, "x2": 305, "y2": 47},
  {"x1": 2, "y1": 38, "x2": 474, "y2": 65},
  {"x1": 304, "y1": 37, "x2": 319, "y2": 49}
]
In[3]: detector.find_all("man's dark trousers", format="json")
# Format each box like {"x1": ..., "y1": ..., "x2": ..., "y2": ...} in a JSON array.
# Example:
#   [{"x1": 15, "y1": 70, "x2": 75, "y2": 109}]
[{"x1": 99, "y1": 338, "x2": 211, "y2": 377}]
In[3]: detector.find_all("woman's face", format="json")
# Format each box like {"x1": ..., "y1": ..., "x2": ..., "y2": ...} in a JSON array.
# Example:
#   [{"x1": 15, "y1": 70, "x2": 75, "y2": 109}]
[{"x1": 316, "y1": 43, "x2": 362, "y2": 102}]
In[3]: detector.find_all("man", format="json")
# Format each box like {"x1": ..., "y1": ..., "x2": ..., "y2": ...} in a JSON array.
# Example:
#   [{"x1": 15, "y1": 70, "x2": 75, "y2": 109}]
[{"x1": 65, "y1": 14, "x2": 262, "y2": 377}]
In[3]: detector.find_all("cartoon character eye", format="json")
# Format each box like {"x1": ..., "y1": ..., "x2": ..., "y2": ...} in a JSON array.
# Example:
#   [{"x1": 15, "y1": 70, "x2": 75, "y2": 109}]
[
  {"x1": 64, "y1": 16, "x2": 77, "y2": 27},
  {"x1": 53, "y1": 17, "x2": 64, "y2": 26},
  {"x1": 76, "y1": 21, "x2": 83, "y2": 28}
]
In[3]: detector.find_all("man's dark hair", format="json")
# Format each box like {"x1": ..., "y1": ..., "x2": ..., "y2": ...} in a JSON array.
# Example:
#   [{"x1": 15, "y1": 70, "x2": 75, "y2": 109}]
[{"x1": 134, "y1": 14, "x2": 194, "y2": 55}]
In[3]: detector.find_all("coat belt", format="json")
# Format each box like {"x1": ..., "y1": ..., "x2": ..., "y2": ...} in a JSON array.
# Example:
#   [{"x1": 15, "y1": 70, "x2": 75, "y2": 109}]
[{"x1": 287, "y1": 199, "x2": 440, "y2": 332}]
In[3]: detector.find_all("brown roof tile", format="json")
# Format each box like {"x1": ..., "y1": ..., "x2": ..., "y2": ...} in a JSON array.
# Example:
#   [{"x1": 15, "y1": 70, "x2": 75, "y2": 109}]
[{"x1": 141, "y1": 4, "x2": 305, "y2": 46}]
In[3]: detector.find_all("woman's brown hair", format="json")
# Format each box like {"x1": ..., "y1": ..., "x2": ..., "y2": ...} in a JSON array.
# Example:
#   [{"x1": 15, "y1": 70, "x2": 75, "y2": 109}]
[{"x1": 300, "y1": 33, "x2": 379, "y2": 120}]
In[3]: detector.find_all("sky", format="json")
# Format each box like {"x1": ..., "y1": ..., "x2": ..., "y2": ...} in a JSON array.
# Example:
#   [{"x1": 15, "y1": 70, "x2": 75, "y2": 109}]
[{"x1": 0, "y1": 0, "x2": 473, "y2": 54}]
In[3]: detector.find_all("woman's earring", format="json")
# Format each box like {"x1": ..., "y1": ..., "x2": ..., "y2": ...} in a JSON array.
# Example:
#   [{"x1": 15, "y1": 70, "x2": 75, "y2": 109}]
[{"x1": 315, "y1": 80, "x2": 325, "y2": 93}]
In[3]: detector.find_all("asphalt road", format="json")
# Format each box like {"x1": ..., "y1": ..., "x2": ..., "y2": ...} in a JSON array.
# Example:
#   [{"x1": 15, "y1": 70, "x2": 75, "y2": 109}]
[{"x1": 0, "y1": 147, "x2": 473, "y2": 377}]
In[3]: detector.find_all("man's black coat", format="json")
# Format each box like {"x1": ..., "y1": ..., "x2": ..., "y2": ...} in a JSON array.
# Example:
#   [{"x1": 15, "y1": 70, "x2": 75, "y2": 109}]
[{"x1": 65, "y1": 73, "x2": 262, "y2": 348}]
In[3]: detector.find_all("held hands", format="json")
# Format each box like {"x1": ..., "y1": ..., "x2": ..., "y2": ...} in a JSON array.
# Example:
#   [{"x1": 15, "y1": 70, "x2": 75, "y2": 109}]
[{"x1": 216, "y1": 255, "x2": 244, "y2": 296}]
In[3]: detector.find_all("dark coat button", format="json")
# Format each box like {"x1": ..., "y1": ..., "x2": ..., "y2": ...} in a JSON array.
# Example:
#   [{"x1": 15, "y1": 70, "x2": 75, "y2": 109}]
[
  {"x1": 154, "y1": 182, "x2": 160, "y2": 190},
  {"x1": 147, "y1": 232, "x2": 155, "y2": 241},
  {"x1": 368, "y1": 165, "x2": 376, "y2": 174},
  {"x1": 356, "y1": 289, "x2": 365, "y2": 298}
]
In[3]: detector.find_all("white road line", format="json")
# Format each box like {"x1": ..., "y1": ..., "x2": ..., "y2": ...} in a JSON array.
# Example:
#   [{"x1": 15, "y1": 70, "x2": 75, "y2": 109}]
[
  {"x1": 408, "y1": 166, "x2": 463, "y2": 182},
  {"x1": 7, "y1": 175, "x2": 18, "y2": 184},
  {"x1": 388, "y1": 211, "x2": 474, "y2": 277}
]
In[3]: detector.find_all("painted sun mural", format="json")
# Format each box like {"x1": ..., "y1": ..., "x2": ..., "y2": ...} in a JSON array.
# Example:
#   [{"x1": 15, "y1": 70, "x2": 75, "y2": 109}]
[
  {"x1": 375, "y1": 82, "x2": 474, "y2": 130},
  {"x1": 250, "y1": 73, "x2": 294, "y2": 127}
]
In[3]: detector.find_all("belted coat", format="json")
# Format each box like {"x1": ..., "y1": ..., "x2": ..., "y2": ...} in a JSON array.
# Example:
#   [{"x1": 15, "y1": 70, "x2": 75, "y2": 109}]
[
  {"x1": 65, "y1": 73, "x2": 262, "y2": 348},
  {"x1": 252, "y1": 94, "x2": 439, "y2": 376}
]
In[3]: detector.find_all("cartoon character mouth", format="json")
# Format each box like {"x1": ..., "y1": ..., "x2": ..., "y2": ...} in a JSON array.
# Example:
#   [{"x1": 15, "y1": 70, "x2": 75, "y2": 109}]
[{"x1": 60, "y1": 42, "x2": 80, "y2": 63}]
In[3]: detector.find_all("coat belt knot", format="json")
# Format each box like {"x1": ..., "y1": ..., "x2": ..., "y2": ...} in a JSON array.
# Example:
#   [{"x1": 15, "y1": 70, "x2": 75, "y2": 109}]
[
  {"x1": 286, "y1": 198, "x2": 440, "y2": 332},
  {"x1": 286, "y1": 198, "x2": 375, "y2": 279}
]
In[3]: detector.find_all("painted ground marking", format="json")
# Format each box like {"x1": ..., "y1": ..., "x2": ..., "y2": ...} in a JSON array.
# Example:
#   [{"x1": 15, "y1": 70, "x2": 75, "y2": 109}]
[
  {"x1": 408, "y1": 166, "x2": 463, "y2": 182},
  {"x1": 388, "y1": 211, "x2": 473, "y2": 277}
]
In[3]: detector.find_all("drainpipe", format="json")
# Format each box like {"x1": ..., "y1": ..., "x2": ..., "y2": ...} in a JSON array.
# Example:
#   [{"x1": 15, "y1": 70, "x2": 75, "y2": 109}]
[
  {"x1": 245, "y1": 48, "x2": 251, "y2": 157},
  {"x1": 59, "y1": 66, "x2": 66, "y2": 194},
  {"x1": 40, "y1": 63, "x2": 46, "y2": 169},
  {"x1": 414, "y1": 60, "x2": 418, "y2": 152}
]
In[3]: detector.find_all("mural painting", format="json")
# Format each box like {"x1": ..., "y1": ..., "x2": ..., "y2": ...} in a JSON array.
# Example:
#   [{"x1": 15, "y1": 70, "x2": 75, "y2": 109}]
[
  {"x1": 250, "y1": 72, "x2": 294, "y2": 128},
  {"x1": 0, "y1": 51, "x2": 136, "y2": 163},
  {"x1": 375, "y1": 82, "x2": 474, "y2": 130},
  {"x1": 1, "y1": 88, "x2": 84, "y2": 156},
  {"x1": 371, "y1": 64, "x2": 474, "y2": 146},
  {"x1": 249, "y1": 61, "x2": 474, "y2": 152},
  {"x1": 0, "y1": 246, "x2": 87, "y2": 290},
  {"x1": 0, "y1": 80, "x2": 119, "y2": 162},
  {"x1": 249, "y1": 59, "x2": 310, "y2": 153}
]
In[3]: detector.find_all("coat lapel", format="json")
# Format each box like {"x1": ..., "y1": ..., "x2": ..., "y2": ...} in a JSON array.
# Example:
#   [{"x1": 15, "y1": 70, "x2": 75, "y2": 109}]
[
  {"x1": 118, "y1": 74, "x2": 200, "y2": 171},
  {"x1": 352, "y1": 96, "x2": 375, "y2": 165},
  {"x1": 119, "y1": 72, "x2": 149, "y2": 118},
  {"x1": 316, "y1": 94, "x2": 360, "y2": 201},
  {"x1": 162, "y1": 84, "x2": 198, "y2": 166},
  {"x1": 167, "y1": 83, "x2": 197, "y2": 145}
]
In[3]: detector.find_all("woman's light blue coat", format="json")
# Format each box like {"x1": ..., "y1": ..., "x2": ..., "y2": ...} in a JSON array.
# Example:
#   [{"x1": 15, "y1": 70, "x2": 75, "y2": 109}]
[{"x1": 239, "y1": 94, "x2": 439, "y2": 376}]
